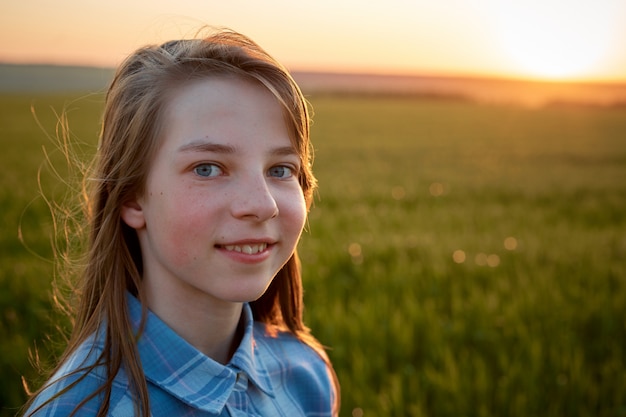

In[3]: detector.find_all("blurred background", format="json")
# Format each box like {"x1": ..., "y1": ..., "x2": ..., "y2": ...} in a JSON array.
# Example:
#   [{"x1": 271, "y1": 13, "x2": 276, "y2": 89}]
[
  {"x1": 1, "y1": 1, "x2": 626, "y2": 416},
  {"x1": 3, "y1": 0, "x2": 626, "y2": 81}
]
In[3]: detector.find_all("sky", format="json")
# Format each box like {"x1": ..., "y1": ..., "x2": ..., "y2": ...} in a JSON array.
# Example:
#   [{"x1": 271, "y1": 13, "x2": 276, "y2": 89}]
[{"x1": 2, "y1": 0, "x2": 626, "y2": 82}]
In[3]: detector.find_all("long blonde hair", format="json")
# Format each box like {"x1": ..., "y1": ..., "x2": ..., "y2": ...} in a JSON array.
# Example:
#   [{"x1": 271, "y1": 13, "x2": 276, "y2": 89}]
[{"x1": 26, "y1": 29, "x2": 338, "y2": 417}]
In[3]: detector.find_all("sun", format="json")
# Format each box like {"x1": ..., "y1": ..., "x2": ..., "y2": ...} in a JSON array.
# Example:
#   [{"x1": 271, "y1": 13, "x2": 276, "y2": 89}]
[{"x1": 491, "y1": 1, "x2": 621, "y2": 81}]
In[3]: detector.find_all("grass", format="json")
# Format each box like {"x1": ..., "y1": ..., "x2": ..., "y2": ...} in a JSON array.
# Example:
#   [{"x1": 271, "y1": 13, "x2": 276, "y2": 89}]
[
  {"x1": 0, "y1": 93, "x2": 102, "y2": 414},
  {"x1": 1, "y1": 92, "x2": 625, "y2": 416}
]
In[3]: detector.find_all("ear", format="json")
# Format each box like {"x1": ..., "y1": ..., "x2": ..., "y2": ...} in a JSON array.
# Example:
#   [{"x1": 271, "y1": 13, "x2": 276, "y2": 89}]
[{"x1": 120, "y1": 198, "x2": 146, "y2": 229}]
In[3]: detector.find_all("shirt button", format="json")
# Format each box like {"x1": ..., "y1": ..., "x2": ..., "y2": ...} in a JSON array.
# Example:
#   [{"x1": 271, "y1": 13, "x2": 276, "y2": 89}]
[{"x1": 234, "y1": 372, "x2": 248, "y2": 391}]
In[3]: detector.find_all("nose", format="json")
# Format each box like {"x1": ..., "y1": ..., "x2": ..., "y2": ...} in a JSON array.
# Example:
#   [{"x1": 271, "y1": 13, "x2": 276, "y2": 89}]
[{"x1": 230, "y1": 175, "x2": 279, "y2": 221}]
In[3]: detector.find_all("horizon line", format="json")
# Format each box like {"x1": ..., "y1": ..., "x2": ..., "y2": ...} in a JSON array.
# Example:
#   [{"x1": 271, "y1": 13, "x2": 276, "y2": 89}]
[{"x1": 1, "y1": 60, "x2": 625, "y2": 87}]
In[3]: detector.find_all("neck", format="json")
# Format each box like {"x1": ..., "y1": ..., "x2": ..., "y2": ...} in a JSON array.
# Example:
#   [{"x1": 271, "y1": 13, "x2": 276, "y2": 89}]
[{"x1": 142, "y1": 285, "x2": 244, "y2": 364}]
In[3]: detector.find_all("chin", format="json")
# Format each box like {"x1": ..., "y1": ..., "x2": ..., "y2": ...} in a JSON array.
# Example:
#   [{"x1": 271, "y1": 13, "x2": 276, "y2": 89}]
[{"x1": 223, "y1": 285, "x2": 272, "y2": 304}]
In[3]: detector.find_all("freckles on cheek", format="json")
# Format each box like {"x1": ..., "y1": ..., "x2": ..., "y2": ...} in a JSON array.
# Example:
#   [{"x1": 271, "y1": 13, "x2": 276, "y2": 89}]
[
  {"x1": 159, "y1": 219, "x2": 199, "y2": 267},
  {"x1": 149, "y1": 187, "x2": 201, "y2": 266}
]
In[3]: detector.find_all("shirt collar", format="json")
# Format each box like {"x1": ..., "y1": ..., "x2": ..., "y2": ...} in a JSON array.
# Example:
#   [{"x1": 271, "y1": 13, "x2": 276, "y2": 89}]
[{"x1": 126, "y1": 293, "x2": 274, "y2": 413}]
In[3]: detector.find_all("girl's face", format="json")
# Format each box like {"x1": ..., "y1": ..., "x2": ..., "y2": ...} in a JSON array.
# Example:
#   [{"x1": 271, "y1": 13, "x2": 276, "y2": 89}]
[{"x1": 121, "y1": 76, "x2": 307, "y2": 311}]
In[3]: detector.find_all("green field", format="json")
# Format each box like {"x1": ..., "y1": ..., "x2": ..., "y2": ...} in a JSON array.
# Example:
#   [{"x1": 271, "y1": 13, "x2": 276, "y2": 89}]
[{"x1": 1, "y1": 92, "x2": 625, "y2": 416}]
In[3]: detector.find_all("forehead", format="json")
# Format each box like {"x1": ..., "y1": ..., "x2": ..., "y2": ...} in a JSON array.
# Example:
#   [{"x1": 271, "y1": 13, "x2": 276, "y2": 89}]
[
  {"x1": 157, "y1": 76, "x2": 295, "y2": 153},
  {"x1": 166, "y1": 75, "x2": 273, "y2": 113}
]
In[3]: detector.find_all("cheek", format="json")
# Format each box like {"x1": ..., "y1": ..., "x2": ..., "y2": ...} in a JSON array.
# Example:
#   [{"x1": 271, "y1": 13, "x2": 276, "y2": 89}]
[
  {"x1": 146, "y1": 189, "x2": 212, "y2": 259},
  {"x1": 281, "y1": 191, "x2": 307, "y2": 236}
]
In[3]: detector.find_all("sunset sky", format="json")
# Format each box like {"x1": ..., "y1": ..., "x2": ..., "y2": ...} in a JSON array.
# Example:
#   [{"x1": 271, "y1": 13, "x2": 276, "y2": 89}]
[{"x1": 2, "y1": 0, "x2": 626, "y2": 82}]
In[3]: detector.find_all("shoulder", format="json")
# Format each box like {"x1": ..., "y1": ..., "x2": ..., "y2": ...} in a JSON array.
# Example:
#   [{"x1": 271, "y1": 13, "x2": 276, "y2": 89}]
[
  {"x1": 253, "y1": 322, "x2": 336, "y2": 413},
  {"x1": 253, "y1": 322, "x2": 331, "y2": 380},
  {"x1": 24, "y1": 336, "x2": 131, "y2": 416}
]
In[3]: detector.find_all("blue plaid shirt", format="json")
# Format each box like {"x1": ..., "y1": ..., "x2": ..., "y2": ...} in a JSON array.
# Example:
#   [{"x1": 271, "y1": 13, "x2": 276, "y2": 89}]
[{"x1": 27, "y1": 294, "x2": 335, "y2": 416}]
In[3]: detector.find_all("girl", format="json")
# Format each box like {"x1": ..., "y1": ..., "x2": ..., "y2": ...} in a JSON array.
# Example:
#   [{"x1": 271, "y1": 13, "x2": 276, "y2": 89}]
[{"x1": 24, "y1": 29, "x2": 339, "y2": 416}]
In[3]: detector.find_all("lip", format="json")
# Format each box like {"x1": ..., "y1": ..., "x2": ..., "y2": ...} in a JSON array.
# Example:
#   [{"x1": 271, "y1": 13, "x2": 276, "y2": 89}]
[{"x1": 217, "y1": 238, "x2": 276, "y2": 248}]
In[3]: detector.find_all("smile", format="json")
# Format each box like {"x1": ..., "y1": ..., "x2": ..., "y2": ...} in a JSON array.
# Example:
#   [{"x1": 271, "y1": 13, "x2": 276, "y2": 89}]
[{"x1": 222, "y1": 243, "x2": 268, "y2": 255}]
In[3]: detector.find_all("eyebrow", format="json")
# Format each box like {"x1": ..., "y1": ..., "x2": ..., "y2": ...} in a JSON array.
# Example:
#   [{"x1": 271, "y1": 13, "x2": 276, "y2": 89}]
[
  {"x1": 178, "y1": 140, "x2": 236, "y2": 154},
  {"x1": 271, "y1": 145, "x2": 300, "y2": 157},
  {"x1": 177, "y1": 140, "x2": 299, "y2": 157}
]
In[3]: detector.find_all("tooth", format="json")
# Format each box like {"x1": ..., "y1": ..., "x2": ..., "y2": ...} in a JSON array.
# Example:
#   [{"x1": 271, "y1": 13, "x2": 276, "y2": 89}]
[{"x1": 222, "y1": 243, "x2": 268, "y2": 254}]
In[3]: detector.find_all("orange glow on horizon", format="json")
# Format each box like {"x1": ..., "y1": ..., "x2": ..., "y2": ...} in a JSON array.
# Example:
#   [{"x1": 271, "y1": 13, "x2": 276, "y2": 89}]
[{"x1": 1, "y1": 1, "x2": 626, "y2": 84}]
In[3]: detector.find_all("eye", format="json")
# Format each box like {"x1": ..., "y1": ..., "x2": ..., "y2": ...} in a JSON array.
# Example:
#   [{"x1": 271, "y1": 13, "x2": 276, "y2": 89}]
[
  {"x1": 268, "y1": 165, "x2": 294, "y2": 179},
  {"x1": 193, "y1": 163, "x2": 222, "y2": 178}
]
